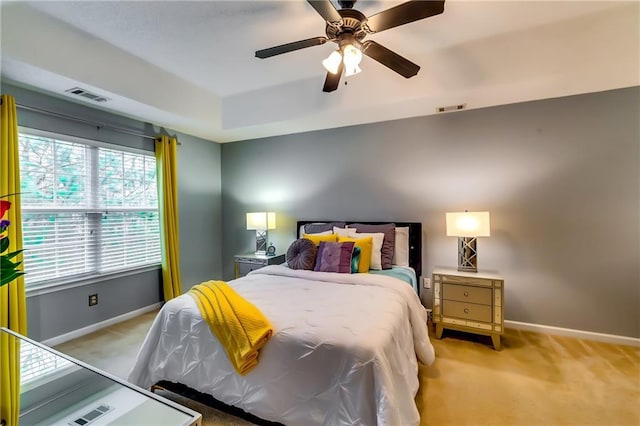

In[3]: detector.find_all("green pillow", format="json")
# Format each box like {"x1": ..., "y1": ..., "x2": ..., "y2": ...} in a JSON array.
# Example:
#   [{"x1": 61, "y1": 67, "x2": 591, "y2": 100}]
[{"x1": 351, "y1": 246, "x2": 361, "y2": 274}]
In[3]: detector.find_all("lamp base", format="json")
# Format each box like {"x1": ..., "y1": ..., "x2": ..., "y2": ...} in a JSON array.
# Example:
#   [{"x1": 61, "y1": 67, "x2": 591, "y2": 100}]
[
  {"x1": 255, "y1": 230, "x2": 268, "y2": 255},
  {"x1": 457, "y1": 237, "x2": 478, "y2": 273}
]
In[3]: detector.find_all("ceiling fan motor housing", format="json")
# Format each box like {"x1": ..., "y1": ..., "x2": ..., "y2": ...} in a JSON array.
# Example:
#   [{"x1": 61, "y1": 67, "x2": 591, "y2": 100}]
[{"x1": 326, "y1": 8, "x2": 368, "y2": 47}]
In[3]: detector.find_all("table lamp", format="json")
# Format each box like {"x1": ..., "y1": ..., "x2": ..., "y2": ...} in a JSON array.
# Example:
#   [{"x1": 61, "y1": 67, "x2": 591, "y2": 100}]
[
  {"x1": 446, "y1": 211, "x2": 491, "y2": 272},
  {"x1": 246, "y1": 212, "x2": 276, "y2": 255}
]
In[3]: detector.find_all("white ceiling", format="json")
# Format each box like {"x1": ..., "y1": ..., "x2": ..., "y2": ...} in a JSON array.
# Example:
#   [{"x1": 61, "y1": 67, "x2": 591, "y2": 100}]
[{"x1": 1, "y1": 1, "x2": 638, "y2": 143}]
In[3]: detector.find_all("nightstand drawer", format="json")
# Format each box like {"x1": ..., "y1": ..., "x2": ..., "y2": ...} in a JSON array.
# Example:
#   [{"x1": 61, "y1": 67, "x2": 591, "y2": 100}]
[
  {"x1": 441, "y1": 275, "x2": 493, "y2": 287},
  {"x1": 237, "y1": 262, "x2": 263, "y2": 277},
  {"x1": 235, "y1": 253, "x2": 286, "y2": 278},
  {"x1": 442, "y1": 283, "x2": 492, "y2": 305},
  {"x1": 443, "y1": 300, "x2": 492, "y2": 323},
  {"x1": 236, "y1": 257, "x2": 267, "y2": 266}
]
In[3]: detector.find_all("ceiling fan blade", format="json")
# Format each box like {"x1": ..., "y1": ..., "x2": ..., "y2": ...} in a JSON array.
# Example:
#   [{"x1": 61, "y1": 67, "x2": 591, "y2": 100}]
[
  {"x1": 365, "y1": 0, "x2": 445, "y2": 33},
  {"x1": 307, "y1": 0, "x2": 342, "y2": 24},
  {"x1": 256, "y1": 36, "x2": 328, "y2": 59},
  {"x1": 323, "y1": 62, "x2": 344, "y2": 92},
  {"x1": 361, "y1": 40, "x2": 420, "y2": 78}
]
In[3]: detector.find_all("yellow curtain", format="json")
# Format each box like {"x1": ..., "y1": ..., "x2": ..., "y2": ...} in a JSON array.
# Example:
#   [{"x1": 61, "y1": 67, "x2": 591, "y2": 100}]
[
  {"x1": 155, "y1": 135, "x2": 182, "y2": 301},
  {"x1": 1, "y1": 95, "x2": 26, "y2": 425}
]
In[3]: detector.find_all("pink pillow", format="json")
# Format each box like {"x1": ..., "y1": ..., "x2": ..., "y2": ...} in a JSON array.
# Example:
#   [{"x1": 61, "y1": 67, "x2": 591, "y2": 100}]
[{"x1": 314, "y1": 241, "x2": 355, "y2": 273}]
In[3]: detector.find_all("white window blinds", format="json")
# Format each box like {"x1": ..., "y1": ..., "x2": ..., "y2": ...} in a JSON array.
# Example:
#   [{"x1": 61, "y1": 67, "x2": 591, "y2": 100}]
[
  {"x1": 19, "y1": 133, "x2": 161, "y2": 287},
  {"x1": 20, "y1": 342, "x2": 73, "y2": 384}
]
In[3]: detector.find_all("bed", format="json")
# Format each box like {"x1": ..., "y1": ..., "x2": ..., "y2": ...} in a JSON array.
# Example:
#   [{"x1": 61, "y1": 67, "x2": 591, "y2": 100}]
[{"x1": 128, "y1": 221, "x2": 434, "y2": 426}]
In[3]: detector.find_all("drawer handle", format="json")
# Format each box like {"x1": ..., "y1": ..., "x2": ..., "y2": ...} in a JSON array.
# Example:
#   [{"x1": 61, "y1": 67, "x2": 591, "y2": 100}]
[
  {"x1": 464, "y1": 308, "x2": 469, "y2": 314},
  {"x1": 463, "y1": 291, "x2": 469, "y2": 297}
]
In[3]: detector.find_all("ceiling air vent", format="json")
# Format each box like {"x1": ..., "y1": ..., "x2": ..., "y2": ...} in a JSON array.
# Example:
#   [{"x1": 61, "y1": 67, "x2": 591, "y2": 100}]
[
  {"x1": 65, "y1": 87, "x2": 110, "y2": 103},
  {"x1": 436, "y1": 103, "x2": 466, "y2": 113}
]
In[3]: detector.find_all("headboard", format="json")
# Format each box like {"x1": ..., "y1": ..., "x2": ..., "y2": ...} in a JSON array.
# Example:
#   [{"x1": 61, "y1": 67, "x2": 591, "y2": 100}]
[{"x1": 296, "y1": 221, "x2": 423, "y2": 282}]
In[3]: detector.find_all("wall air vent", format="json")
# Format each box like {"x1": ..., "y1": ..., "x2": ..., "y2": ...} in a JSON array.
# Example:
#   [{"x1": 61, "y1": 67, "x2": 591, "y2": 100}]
[
  {"x1": 71, "y1": 404, "x2": 113, "y2": 425},
  {"x1": 436, "y1": 103, "x2": 466, "y2": 113},
  {"x1": 65, "y1": 87, "x2": 111, "y2": 103}
]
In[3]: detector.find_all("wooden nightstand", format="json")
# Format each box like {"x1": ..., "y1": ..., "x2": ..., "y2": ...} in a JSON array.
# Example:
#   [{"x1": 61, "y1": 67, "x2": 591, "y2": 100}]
[
  {"x1": 235, "y1": 253, "x2": 286, "y2": 278},
  {"x1": 432, "y1": 268, "x2": 504, "y2": 350}
]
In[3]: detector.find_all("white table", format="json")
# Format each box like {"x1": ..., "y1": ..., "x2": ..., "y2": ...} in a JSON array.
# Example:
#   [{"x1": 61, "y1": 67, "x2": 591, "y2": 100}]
[{"x1": 1, "y1": 327, "x2": 202, "y2": 426}]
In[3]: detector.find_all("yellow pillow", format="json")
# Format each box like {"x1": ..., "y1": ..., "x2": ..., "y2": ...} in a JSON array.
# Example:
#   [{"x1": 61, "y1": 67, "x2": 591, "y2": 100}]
[
  {"x1": 303, "y1": 233, "x2": 337, "y2": 246},
  {"x1": 338, "y1": 236, "x2": 372, "y2": 273}
]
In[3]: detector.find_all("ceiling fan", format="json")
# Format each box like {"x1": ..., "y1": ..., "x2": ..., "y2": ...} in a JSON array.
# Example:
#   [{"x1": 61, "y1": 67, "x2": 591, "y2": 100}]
[{"x1": 255, "y1": 0, "x2": 445, "y2": 93}]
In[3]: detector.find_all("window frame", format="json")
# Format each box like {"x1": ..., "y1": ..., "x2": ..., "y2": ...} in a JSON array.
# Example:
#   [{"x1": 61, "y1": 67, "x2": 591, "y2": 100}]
[{"x1": 18, "y1": 127, "x2": 162, "y2": 297}]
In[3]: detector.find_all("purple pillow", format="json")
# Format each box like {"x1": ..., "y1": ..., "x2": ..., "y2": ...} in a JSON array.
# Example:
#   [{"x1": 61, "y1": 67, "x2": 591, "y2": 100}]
[
  {"x1": 314, "y1": 241, "x2": 355, "y2": 273},
  {"x1": 304, "y1": 222, "x2": 346, "y2": 234},
  {"x1": 349, "y1": 223, "x2": 396, "y2": 270},
  {"x1": 286, "y1": 238, "x2": 317, "y2": 270}
]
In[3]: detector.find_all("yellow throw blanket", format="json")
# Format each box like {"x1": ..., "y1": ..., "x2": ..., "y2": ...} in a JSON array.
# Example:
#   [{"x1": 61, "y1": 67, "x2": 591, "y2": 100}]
[{"x1": 188, "y1": 280, "x2": 273, "y2": 375}]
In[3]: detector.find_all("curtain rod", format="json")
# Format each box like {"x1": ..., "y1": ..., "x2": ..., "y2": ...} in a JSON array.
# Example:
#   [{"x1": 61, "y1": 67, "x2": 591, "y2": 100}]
[{"x1": 10, "y1": 102, "x2": 181, "y2": 145}]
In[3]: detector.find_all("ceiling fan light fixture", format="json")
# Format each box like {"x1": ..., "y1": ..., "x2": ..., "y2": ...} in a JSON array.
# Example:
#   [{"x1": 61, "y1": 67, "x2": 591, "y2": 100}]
[
  {"x1": 256, "y1": 0, "x2": 446, "y2": 92},
  {"x1": 345, "y1": 64, "x2": 362, "y2": 77},
  {"x1": 322, "y1": 50, "x2": 343, "y2": 74},
  {"x1": 342, "y1": 43, "x2": 362, "y2": 67},
  {"x1": 342, "y1": 43, "x2": 362, "y2": 77}
]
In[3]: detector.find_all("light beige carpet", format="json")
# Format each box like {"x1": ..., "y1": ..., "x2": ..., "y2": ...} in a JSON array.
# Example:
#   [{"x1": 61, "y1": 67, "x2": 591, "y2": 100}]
[
  {"x1": 55, "y1": 311, "x2": 640, "y2": 426},
  {"x1": 418, "y1": 329, "x2": 639, "y2": 425}
]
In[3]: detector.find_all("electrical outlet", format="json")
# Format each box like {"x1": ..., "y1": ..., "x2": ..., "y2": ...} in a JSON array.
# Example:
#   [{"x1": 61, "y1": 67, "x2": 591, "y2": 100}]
[
  {"x1": 423, "y1": 277, "x2": 431, "y2": 289},
  {"x1": 88, "y1": 294, "x2": 98, "y2": 306}
]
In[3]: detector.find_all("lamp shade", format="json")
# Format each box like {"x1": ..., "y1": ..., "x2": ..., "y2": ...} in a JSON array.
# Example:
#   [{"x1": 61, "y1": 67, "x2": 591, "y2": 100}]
[
  {"x1": 446, "y1": 211, "x2": 491, "y2": 237},
  {"x1": 322, "y1": 50, "x2": 342, "y2": 75},
  {"x1": 342, "y1": 44, "x2": 362, "y2": 68},
  {"x1": 342, "y1": 44, "x2": 362, "y2": 76},
  {"x1": 345, "y1": 64, "x2": 362, "y2": 77},
  {"x1": 246, "y1": 212, "x2": 276, "y2": 230}
]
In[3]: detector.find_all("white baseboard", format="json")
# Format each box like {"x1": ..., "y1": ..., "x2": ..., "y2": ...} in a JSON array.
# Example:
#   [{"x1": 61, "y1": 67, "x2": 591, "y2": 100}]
[
  {"x1": 505, "y1": 320, "x2": 640, "y2": 347},
  {"x1": 41, "y1": 302, "x2": 162, "y2": 347}
]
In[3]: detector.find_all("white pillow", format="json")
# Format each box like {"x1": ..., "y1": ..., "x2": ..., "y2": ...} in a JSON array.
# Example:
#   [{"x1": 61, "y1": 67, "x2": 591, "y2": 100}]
[
  {"x1": 392, "y1": 227, "x2": 410, "y2": 267},
  {"x1": 333, "y1": 226, "x2": 357, "y2": 237},
  {"x1": 353, "y1": 232, "x2": 385, "y2": 270}
]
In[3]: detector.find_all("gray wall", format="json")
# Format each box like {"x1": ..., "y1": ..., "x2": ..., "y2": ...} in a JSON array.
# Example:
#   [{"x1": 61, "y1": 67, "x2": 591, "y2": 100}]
[
  {"x1": 177, "y1": 127, "x2": 223, "y2": 290},
  {"x1": 221, "y1": 87, "x2": 640, "y2": 338},
  {"x1": 2, "y1": 82, "x2": 222, "y2": 341}
]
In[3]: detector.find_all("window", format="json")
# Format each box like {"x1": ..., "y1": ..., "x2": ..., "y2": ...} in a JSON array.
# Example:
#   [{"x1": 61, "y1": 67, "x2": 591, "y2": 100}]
[{"x1": 19, "y1": 131, "x2": 161, "y2": 288}]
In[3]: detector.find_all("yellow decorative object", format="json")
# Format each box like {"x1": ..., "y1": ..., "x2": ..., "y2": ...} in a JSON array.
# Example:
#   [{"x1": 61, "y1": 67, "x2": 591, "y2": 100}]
[
  {"x1": 155, "y1": 135, "x2": 182, "y2": 301},
  {"x1": 188, "y1": 281, "x2": 273, "y2": 375},
  {"x1": 338, "y1": 236, "x2": 373, "y2": 273},
  {"x1": 1, "y1": 94, "x2": 26, "y2": 426},
  {"x1": 302, "y1": 233, "x2": 337, "y2": 246}
]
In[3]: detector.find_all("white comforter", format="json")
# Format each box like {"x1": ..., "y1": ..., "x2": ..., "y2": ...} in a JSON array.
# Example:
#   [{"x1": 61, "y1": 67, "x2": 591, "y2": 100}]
[{"x1": 128, "y1": 265, "x2": 435, "y2": 426}]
